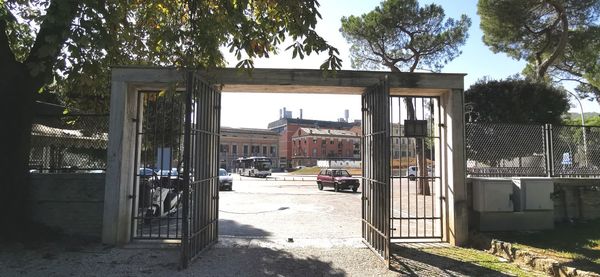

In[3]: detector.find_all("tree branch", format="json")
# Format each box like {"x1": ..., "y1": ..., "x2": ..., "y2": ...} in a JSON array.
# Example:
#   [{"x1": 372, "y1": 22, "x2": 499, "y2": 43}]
[
  {"x1": 0, "y1": 7, "x2": 16, "y2": 64},
  {"x1": 537, "y1": 0, "x2": 569, "y2": 79},
  {"x1": 25, "y1": 0, "x2": 79, "y2": 84}
]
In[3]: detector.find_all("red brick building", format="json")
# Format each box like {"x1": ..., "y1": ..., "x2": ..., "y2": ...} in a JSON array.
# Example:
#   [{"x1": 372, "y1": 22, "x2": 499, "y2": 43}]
[
  {"x1": 291, "y1": 127, "x2": 360, "y2": 167},
  {"x1": 268, "y1": 118, "x2": 360, "y2": 168}
]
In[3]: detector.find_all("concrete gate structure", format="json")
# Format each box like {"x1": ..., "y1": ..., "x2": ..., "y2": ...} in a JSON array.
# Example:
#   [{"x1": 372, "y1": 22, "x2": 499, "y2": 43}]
[{"x1": 102, "y1": 67, "x2": 466, "y2": 266}]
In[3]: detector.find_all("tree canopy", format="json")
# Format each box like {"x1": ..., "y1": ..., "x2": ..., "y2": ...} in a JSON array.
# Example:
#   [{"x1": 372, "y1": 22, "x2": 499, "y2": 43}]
[
  {"x1": 477, "y1": 0, "x2": 600, "y2": 102},
  {"x1": 465, "y1": 78, "x2": 570, "y2": 124},
  {"x1": 339, "y1": 0, "x2": 470, "y2": 194},
  {"x1": 0, "y1": 0, "x2": 341, "y2": 239},
  {"x1": 2, "y1": 0, "x2": 342, "y2": 111},
  {"x1": 340, "y1": 0, "x2": 471, "y2": 73}
]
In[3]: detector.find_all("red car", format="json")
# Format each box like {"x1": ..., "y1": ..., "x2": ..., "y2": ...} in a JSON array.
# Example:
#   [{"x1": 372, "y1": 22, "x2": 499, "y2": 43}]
[{"x1": 317, "y1": 168, "x2": 360, "y2": 192}]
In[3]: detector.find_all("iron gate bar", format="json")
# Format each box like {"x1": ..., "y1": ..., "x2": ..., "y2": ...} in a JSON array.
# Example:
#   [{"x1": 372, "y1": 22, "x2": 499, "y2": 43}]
[
  {"x1": 131, "y1": 90, "x2": 186, "y2": 240},
  {"x1": 389, "y1": 96, "x2": 443, "y2": 240},
  {"x1": 181, "y1": 71, "x2": 221, "y2": 269},
  {"x1": 361, "y1": 76, "x2": 390, "y2": 265}
]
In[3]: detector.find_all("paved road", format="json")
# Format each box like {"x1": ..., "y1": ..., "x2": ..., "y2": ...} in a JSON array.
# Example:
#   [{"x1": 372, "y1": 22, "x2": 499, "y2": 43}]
[{"x1": 219, "y1": 175, "x2": 362, "y2": 241}]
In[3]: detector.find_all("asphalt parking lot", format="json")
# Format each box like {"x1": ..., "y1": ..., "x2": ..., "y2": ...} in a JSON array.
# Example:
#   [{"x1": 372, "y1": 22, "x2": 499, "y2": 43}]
[{"x1": 219, "y1": 174, "x2": 363, "y2": 242}]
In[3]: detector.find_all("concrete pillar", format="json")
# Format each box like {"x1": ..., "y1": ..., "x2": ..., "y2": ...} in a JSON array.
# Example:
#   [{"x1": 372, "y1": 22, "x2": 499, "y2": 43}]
[
  {"x1": 102, "y1": 80, "x2": 137, "y2": 245},
  {"x1": 441, "y1": 88, "x2": 468, "y2": 246}
]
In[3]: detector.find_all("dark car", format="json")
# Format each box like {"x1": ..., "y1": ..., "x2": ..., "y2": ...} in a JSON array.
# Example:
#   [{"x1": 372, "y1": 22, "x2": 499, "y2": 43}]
[{"x1": 316, "y1": 168, "x2": 360, "y2": 192}]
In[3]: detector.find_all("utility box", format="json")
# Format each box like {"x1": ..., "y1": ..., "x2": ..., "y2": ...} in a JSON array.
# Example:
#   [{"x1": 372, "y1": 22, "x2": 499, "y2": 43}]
[
  {"x1": 470, "y1": 177, "x2": 555, "y2": 231},
  {"x1": 513, "y1": 178, "x2": 554, "y2": 211},
  {"x1": 472, "y1": 179, "x2": 514, "y2": 212}
]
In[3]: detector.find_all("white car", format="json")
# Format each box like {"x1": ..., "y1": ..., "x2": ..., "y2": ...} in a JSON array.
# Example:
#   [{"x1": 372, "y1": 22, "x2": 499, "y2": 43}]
[
  {"x1": 407, "y1": 166, "x2": 433, "y2": 180},
  {"x1": 218, "y1": 168, "x2": 233, "y2": 191}
]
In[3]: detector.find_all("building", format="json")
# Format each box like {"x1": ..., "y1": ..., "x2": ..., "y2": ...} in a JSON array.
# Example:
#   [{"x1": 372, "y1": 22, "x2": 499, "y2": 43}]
[
  {"x1": 268, "y1": 117, "x2": 360, "y2": 168},
  {"x1": 291, "y1": 127, "x2": 360, "y2": 167},
  {"x1": 219, "y1": 127, "x2": 279, "y2": 171}
]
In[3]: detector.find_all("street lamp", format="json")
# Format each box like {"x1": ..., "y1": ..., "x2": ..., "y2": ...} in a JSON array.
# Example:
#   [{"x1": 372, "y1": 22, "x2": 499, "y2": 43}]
[{"x1": 566, "y1": 90, "x2": 588, "y2": 167}]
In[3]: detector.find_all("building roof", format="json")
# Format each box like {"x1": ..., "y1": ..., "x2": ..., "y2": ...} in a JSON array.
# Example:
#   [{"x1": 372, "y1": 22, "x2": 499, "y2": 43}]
[
  {"x1": 296, "y1": 127, "x2": 359, "y2": 137},
  {"x1": 221, "y1": 127, "x2": 278, "y2": 136},
  {"x1": 267, "y1": 117, "x2": 360, "y2": 130}
]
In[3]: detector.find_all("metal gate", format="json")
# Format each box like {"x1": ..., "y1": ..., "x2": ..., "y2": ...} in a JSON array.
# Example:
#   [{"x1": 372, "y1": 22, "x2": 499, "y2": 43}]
[
  {"x1": 131, "y1": 90, "x2": 187, "y2": 240},
  {"x1": 180, "y1": 71, "x2": 221, "y2": 268},
  {"x1": 389, "y1": 96, "x2": 443, "y2": 240},
  {"x1": 361, "y1": 77, "x2": 390, "y2": 264}
]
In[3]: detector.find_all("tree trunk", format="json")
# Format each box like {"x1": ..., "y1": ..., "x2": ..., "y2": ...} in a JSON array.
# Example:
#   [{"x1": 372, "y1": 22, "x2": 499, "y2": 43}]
[
  {"x1": 0, "y1": 61, "x2": 38, "y2": 240},
  {"x1": 405, "y1": 98, "x2": 431, "y2": 195}
]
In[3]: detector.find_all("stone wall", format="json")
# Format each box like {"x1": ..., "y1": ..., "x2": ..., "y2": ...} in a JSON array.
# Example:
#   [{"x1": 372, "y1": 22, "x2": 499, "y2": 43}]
[
  {"x1": 554, "y1": 184, "x2": 600, "y2": 222},
  {"x1": 30, "y1": 173, "x2": 105, "y2": 239}
]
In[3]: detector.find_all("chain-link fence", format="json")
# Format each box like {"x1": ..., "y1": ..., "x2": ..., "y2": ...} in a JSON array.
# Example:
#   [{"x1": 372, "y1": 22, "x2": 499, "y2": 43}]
[
  {"x1": 551, "y1": 125, "x2": 600, "y2": 177},
  {"x1": 29, "y1": 114, "x2": 109, "y2": 172},
  {"x1": 466, "y1": 123, "x2": 547, "y2": 177},
  {"x1": 466, "y1": 123, "x2": 600, "y2": 178}
]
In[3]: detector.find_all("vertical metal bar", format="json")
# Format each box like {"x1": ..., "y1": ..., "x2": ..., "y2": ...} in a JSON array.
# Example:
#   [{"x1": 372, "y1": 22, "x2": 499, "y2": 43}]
[
  {"x1": 131, "y1": 91, "x2": 142, "y2": 240},
  {"x1": 437, "y1": 96, "x2": 443, "y2": 239},
  {"x1": 181, "y1": 71, "x2": 193, "y2": 268}
]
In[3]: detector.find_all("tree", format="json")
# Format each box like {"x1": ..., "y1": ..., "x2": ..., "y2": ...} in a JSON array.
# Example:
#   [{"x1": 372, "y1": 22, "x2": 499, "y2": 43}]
[
  {"x1": 477, "y1": 0, "x2": 600, "y2": 102},
  {"x1": 340, "y1": 0, "x2": 470, "y2": 194},
  {"x1": 464, "y1": 78, "x2": 570, "y2": 169},
  {"x1": 465, "y1": 78, "x2": 570, "y2": 124},
  {"x1": 0, "y1": 0, "x2": 341, "y2": 239}
]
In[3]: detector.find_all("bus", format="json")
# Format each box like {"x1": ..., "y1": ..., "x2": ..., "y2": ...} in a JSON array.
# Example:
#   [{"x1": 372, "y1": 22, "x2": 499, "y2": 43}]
[{"x1": 234, "y1": 156, "x2": 272, "y2": 178}]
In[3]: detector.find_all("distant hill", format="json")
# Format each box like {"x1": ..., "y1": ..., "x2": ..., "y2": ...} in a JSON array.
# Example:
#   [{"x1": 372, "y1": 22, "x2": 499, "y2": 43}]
[{"x1": 567, "y1": 112, "x2": 599, "y2": 120}]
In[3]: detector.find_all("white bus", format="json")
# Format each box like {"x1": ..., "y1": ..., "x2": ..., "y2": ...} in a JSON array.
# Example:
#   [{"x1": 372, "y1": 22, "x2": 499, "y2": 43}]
[{"x1": 235, "y1": 157, "x2": 272, "y2": 178}]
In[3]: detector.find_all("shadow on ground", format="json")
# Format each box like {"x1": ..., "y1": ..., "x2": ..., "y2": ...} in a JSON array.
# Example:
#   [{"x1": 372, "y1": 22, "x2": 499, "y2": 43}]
[
  {"x1": 219, "y1": 218, "x2": 273, "y2": 237},
  {"x1": 189, "y1": 247, "x2": 347, "y2": 276},
  {"x1": 390, "y1": 244, "x2": 512, "y2": 276}
]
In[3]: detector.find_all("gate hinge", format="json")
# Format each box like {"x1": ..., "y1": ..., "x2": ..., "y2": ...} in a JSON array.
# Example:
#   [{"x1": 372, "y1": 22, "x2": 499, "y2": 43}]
[
  {"x1": 361, "y1": 108, "x2": 368, "y2": 112},
  {"x1": 440, "y1": 196, "x2": 446, "y2": 201},
  {"x1": 131, "y1": 118, "x2": 137, "y2": 122},
  {"x1": 439, "y1": 123, "x2": 445, "y2": 128},
  {"x1": 128, "y1": 194, "x2": 135, "y2": 199},
  {"x1": 361, "y1": 196, "x2": 368, "y2": 201}
]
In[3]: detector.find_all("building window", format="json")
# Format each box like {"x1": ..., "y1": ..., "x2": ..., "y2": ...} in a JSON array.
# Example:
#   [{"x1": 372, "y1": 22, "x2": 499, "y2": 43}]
[
  {"x1": 243, "y1": 145, "x2": 248, "y2": 155},
  {"x1": 312, "y1": 148, "x2": 317, "y2": 157},
  {"x1": 330, "y1": 140, "x2": 334, "y2": 144},
  {"x1": 263, "y1": 146, "x2": 267, "y2": 155},
  {"x1": 232, "y1": 145, "x2": 237, "y2": 154},
  {"x1": 314, "y1": 138, "x2": 318, "y2": 143},
  {"x1": 270, "y1": 146, "x2": 275, "y2": 155}
]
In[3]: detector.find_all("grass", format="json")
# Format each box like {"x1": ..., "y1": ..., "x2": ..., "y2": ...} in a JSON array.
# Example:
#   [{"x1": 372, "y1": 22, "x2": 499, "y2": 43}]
[
  {"x1": 491, "y1": 219, "x2": 600, "y2": 273},
  {"x1": 423, "y1": 246, "x2": 547, "y2": 277}
]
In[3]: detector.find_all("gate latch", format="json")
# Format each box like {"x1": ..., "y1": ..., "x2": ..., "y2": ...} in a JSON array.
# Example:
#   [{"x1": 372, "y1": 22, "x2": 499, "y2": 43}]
[{"x1": 362, "y1": 196, "x2": 368, "y2": 201}]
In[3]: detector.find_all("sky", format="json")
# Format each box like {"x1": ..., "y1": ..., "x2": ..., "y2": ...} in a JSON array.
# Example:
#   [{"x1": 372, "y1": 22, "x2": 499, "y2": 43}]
[{"x1": 220, "y1": 0, "x2": 600, "y2": 129}]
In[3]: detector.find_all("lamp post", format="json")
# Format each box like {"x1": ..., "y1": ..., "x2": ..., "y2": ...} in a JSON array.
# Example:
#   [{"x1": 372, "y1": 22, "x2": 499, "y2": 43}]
[{"x1": 566, "y1": 90, "x2": 588, "y2": 167}]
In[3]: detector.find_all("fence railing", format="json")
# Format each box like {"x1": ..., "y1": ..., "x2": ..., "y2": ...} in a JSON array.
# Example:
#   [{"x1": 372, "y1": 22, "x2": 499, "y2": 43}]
[
  {"x1": 466, "y1": 123, "x2": 600, "y2": 178},
  {"x1": 29, "y1": 114, "x2": 109, "y2": 172}
]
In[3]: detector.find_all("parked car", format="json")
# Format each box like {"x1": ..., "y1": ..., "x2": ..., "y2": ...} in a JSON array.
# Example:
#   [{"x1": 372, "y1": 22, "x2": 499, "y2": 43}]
[
  {"x1": 406, "y1": 166, "x2": 433, "y2": 181},
  {"x1": 317, "y1": 168, "x2": 360, "y2": 192},
  {"x1": 219, "y1": 168, "x2": 233, "y2": 191}
]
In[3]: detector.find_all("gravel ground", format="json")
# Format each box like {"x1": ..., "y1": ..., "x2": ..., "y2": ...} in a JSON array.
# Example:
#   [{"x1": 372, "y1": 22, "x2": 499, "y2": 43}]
[
  {"x1": 0, "y1": 239, "x2": 394, "y2": 277},
  {"x1": 0, "y1": 239, "x2": 529, "y2": 277}
]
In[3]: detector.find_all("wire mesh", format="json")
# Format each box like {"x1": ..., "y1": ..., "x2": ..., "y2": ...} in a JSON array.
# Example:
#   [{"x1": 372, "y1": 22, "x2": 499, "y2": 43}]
[
  {"x1": 466, "y1": 123, "x2": 547, "y2": 177},
  {"x1": 551, "y1": 125, "x2": 600, "y2": 177},
  {"x1": 29, "y1": 114, "x2": 109, "y2": 172}
]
